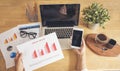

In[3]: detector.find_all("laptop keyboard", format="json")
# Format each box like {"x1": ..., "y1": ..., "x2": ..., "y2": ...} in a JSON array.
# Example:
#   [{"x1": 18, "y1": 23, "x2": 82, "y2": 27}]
[{"x1": 45, "y1": 28, "x2": 73, "y2": 39}]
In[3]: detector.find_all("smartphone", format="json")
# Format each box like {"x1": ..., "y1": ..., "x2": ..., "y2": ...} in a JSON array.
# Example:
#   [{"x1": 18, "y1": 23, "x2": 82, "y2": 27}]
[{"x1": 71, "y1": 28, "x2": 83, "y2": 49}]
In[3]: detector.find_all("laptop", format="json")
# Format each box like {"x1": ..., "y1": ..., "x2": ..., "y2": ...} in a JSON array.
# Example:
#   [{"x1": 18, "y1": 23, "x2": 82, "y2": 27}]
[{"x1": 39, "y1": 4, "x2": 80, "y2": 49}]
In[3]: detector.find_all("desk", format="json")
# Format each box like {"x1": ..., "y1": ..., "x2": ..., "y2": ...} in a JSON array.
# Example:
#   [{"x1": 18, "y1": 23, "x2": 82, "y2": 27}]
[{"x1": 0, "y1": 0, "x2": 120, "y2": 71}]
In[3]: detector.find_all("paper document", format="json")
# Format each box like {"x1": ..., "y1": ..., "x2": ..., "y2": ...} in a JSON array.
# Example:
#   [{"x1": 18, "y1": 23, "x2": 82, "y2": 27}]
[
  {"x1": 17, "y1": 32, "x2": 64, "y2": 71},
  {"x1": 17, "y1": 22, "x2": 40, "y2": 44},
  {"x1": 0, "y1": 22, "x2": 41, "y2": 69},
  {"x1": 0, "y1": 27, "x2": 20, "y2": 68}
]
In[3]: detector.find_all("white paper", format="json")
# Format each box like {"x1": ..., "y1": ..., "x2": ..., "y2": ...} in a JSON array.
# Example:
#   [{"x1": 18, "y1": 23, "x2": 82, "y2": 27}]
[
  {"x1": 17, "y1": 32, "x2": 64, "y2": 71},
  {"x1": 17, "y1": 22, "x2": 41, "y2": 44},
  {"x1": 0, "y1": 22, "x2": 41, "y2": 69},
  {"x1": 0, "y1": 27, "x2": 20, "y2": 68}
]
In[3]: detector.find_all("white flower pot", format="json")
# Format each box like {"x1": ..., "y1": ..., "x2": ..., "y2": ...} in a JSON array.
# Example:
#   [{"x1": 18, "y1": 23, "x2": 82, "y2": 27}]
[{"x1": 87, "y1": 24, "x2": 99, "y2": 30}]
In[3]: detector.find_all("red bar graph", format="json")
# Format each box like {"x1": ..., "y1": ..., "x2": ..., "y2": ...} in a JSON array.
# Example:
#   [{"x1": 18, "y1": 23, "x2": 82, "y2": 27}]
[
  {"x1": 32, "y1": 50, "x2": 38, "y2": 59},
  {"x1": 45, "y1": 42, "x2": 51, "y2": 53},
  {"x1": 32, "y1": 42, "x2": 57, "y2": 59},
  {"x1": 52, "y1": 43, "x2": 57, "y2": 51},
  {"x1": 39, "y1": 49, "x2": 44, "y2": 56}
]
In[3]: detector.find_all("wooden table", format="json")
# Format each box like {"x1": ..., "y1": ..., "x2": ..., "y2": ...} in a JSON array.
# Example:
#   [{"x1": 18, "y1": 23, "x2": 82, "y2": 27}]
[{"x1": 0, "y1": 0, "x2": 120, "y2": 71}]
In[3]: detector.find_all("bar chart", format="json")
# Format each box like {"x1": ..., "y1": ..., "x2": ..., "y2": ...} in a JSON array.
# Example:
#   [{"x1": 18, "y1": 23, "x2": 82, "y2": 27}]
[{"x1": 32, "y1": 42, "x2": 57, "y2": 59}]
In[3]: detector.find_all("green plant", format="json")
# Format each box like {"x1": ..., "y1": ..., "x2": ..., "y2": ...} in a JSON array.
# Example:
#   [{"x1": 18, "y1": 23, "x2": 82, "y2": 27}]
[{"x1": 82, "y1": 3, "x2": 110, "y2": 28}]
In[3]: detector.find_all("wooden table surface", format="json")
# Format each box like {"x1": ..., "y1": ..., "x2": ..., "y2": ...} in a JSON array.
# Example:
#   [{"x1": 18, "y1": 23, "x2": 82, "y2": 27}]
[{"x1": 0, "y1": 0, "x2": 120, "y2": 71}]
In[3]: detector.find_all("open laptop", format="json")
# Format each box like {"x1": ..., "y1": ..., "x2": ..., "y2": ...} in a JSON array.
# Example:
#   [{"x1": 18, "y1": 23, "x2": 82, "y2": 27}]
[{"x1": 39, "y1": 4, "x2": 80, "y2": 49}]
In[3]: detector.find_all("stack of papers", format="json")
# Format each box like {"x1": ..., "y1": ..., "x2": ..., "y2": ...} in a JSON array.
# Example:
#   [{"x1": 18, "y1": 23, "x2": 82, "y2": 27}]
[
  {"x1": 0, "y1": 22, "x2": 40, "y2": 69},
  {"x1": 0, "y1": 23, "x2": 64, "y2": 71}
]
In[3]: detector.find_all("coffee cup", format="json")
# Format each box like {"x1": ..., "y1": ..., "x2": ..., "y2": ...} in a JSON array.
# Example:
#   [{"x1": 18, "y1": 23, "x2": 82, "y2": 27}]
[{"x1": 95, "y1": 33, "x2": 108, "y2": 45}]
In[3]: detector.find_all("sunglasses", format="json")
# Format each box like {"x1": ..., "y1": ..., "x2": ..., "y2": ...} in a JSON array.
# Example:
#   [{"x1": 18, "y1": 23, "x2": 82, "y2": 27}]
[{"x1": 20, "y1": 31, "x2": 37, "y2": 39}]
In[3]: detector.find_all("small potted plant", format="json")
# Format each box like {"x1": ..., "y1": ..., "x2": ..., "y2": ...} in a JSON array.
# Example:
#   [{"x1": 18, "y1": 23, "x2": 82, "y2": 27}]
[{"x1": 82, "y1": 3, "x2": 110, "y2": 29}]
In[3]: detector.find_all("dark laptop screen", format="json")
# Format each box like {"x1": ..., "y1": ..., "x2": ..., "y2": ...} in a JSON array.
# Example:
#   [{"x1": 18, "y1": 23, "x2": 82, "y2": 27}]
[{"x1": 40, "y1": 4, "x2": 80, "y2": 27}]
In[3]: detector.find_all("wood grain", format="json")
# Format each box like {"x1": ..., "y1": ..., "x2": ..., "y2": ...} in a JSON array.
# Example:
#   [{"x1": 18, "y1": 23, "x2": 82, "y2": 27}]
[
  {"x1": 0, "y1": 0, "x2": 120, "y2": 71},
  {"x1": 85, "y1": 34, "x2": 120, "y2": 57}
]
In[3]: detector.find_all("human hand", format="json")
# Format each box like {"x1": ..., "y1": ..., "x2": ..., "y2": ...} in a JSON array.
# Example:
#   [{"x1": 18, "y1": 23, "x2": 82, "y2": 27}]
[
  {"x1": 14, "y1": 53, "x2": 24, "y2": 71},
  {"x1": 73, "y1": 38, "x2": 86, "y2": 55},
  {"x1": 73, "y1": 38, "x2": 88, "y2": 71}
]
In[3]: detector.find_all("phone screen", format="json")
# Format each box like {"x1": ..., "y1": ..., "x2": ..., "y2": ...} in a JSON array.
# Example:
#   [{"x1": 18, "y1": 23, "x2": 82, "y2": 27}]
[{"x1": 72, "y1": 30, "x2": 83, "y2": 47}]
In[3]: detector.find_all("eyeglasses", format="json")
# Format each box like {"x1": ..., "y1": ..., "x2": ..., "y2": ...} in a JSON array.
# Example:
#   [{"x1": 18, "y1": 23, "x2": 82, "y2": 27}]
[{"x1": 20, "y1": 31, "x2": 37, "y2": 39}]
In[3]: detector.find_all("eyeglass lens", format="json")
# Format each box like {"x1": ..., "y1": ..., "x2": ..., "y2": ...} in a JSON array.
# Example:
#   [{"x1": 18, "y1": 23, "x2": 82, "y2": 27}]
[
  {"x1": 20, "y1": 31, "x2": 27, "y2": 38},
  {"x1": 28, "y1": 32, "x2": 37, "y2": 39}
]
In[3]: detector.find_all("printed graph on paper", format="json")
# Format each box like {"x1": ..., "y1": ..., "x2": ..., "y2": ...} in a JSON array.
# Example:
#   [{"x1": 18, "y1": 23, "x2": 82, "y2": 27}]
[{"x1": 17, "y1": 32, "x2": 64, "y2": 71}]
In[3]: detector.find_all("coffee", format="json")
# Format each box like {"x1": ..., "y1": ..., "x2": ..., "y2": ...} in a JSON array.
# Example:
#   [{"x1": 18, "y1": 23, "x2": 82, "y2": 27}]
[
  {"x1": 97, "y1": 34, "x2": 107, "y2": 41},
  {"x1": 95, "y1": 33, "x2": 108, "y2": 44}
]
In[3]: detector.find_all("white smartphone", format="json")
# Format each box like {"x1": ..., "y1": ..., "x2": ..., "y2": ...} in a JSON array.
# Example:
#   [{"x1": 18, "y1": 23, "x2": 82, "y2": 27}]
[{"x1": 71, "y1": 28, "x2": 84, "y2": 49}]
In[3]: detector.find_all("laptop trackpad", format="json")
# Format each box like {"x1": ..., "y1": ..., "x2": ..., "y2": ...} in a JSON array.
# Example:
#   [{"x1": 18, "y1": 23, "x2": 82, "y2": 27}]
[{"x1": 59, "y1": 39, "x2": 71, "y2": 49}]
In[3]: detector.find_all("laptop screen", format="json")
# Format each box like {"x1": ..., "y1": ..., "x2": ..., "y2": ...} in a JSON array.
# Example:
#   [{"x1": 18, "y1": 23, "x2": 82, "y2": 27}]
[{"x1": 40, "y1": 4, "x2": 80, "y2": 27}]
